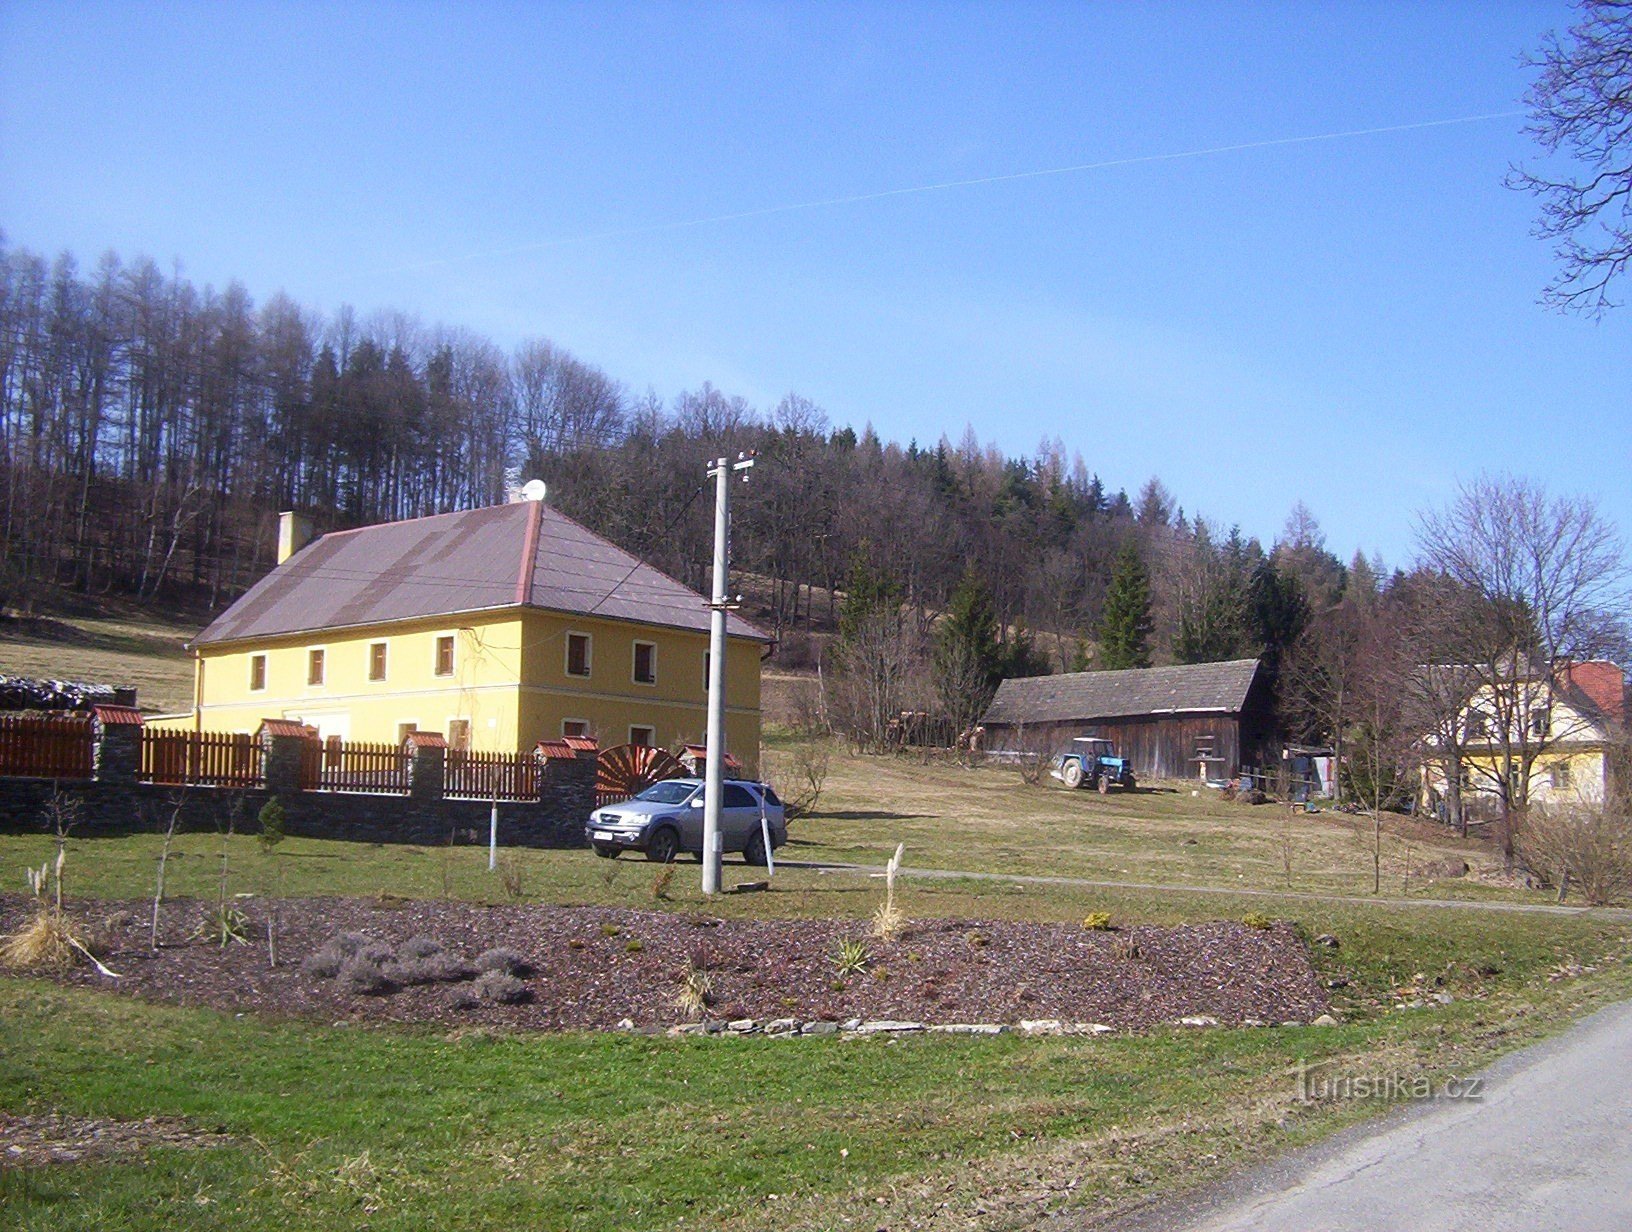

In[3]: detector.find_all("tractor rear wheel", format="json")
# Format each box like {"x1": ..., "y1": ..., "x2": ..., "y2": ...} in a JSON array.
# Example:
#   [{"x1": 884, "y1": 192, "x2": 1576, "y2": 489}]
[{"x1": 1061, "y1": 760, "x2": 1084, "y2": 789}]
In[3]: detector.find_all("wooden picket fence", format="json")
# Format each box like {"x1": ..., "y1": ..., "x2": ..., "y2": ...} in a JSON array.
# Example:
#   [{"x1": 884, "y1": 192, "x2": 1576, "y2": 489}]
[
  {"x1": 139, "y1": 729, "x2": 263, "y2": 787},
  {"x1": 0, "y1": 714, "x2": 95, "y2": 779},
  {"x1": 445, "y1": 749, "x2": 540, "y2": 802},
  {"x1": 301, "y1": 739, "x2": 409, "y2": 794}
]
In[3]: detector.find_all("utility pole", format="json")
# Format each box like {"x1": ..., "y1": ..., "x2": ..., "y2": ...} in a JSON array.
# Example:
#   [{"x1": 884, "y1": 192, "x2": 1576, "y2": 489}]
[{"x1": 703, "y1": 451, "x2": 755, "y2": 895}]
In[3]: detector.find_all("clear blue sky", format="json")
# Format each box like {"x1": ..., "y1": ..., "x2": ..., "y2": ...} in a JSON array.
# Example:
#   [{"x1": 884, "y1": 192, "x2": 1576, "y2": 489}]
[{"x1": 3, "y1": 1, "x2": 1627, "y2": 567}]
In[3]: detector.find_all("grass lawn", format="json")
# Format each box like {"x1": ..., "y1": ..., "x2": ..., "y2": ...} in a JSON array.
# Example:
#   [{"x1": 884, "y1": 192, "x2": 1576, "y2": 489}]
[
  {"x1": 0, "y1": 610, "x2": 197, "y2": 714},
  {"x1": 3, "y1": 821, "x2": 1631, "y2": 1230},
  {"x1": 766, "y1": 736, "x2": 1542, "y2": 903}
]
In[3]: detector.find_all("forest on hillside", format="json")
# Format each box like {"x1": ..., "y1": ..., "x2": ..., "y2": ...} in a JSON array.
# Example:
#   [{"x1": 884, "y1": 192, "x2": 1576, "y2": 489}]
[{"x1": 0, "y1": 236, "x2": 1349, "y2": 657}]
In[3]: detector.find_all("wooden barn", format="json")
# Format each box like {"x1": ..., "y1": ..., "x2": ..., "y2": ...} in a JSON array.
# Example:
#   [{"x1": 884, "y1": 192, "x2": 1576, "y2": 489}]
[{"x1": 981, "y1": 659, "x2": 1276, "y2": 782}]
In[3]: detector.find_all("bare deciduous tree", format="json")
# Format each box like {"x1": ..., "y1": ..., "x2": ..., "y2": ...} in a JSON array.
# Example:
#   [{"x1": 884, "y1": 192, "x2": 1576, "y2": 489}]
[
  {"x1": 1416, "y1": 475, "x2": 1627, "y2": 863},
  {"x1": 1507, "y1": 0, "x2": 1632, "y2": 315}
]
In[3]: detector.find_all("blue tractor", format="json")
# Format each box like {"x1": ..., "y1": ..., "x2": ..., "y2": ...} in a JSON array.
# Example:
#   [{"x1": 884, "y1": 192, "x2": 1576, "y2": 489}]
[{"x1": 1050, "y1": 737, "x2": 1137, "y2": 794}]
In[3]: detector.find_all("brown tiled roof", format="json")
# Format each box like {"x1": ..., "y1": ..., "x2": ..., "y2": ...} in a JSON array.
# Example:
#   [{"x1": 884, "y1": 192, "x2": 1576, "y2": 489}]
[
  {"x1": 90, "y1": 705, "x2": 145, "y2": 727},
  {"x1": 197, "y1": 502, "x2": 771, "y2": 646},
  {"x1": 984, "y1": 659, "x2": 1262, "y2": 725}
]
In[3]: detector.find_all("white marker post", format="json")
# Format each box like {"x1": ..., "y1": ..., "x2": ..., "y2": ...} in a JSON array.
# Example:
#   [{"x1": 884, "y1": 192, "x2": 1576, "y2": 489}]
[{"x1": 702, "y1": 451, "x2": 754, "y2": 896}]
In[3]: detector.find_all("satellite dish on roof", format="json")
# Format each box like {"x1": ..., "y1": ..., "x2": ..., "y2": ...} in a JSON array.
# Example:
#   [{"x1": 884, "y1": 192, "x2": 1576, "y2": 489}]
[{"x1": 519, "y1": 479, "x2": 547, "y2": 503}]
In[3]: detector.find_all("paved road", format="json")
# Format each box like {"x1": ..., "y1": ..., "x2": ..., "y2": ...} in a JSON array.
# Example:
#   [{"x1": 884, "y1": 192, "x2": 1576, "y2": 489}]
[
  {"x1": 1078, "y1": 996, "x2": 1632, "y2": 1232},
  {"x1": 782, "y1": 859, "x2": 1632, "y2": 921}
]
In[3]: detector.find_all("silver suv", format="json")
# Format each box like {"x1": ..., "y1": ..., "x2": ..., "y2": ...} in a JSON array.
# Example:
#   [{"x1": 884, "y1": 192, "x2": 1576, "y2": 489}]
[{"x1": 586, "y1": 778, "x2": 788, "y2": 865}]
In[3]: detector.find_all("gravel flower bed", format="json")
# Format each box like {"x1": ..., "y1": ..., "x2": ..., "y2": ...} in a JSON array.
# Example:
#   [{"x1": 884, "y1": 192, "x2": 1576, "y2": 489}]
[{"x1": 3, "y1": 895, "x2": 1329, "y2": 1033}]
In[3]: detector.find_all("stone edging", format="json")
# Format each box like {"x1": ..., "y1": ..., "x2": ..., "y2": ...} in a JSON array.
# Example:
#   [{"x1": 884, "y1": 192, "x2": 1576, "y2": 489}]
[{"x1": 612, "y1": 1013, "x2": 1341, "y2": 1038}]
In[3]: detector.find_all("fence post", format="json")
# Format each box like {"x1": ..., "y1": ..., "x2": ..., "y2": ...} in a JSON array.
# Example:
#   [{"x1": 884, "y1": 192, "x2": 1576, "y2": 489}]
[
  {"x1": 91, "y1": 705, "x2": 143, "y2": 784},
  {"x1": 259, "y1": 720, "x2": 315, "y2": 795},
  {"x1": 405, "y1": 732, "x2": 447, "y2": 800}
]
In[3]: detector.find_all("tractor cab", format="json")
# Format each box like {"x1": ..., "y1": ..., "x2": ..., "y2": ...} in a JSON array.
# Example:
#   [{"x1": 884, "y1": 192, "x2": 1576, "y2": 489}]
[{"x1": 1050, "y1": 737, "x2": 1137, "y2": 794}]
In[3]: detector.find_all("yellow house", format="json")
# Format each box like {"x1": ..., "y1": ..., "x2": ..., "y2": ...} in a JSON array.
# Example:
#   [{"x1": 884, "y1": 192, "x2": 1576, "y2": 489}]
[
  {"x1": 1422, "y1": 660, "x2": 1625, "y2": 812},
  {"x1": 160, "y1": 499, "x2": 769, "y2": 769}
]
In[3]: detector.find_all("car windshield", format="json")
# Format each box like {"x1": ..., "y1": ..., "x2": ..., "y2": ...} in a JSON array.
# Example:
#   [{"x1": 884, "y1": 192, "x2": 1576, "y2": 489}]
[{"x1": 634, "y1": 781, "x2": 698, "y2": 805}]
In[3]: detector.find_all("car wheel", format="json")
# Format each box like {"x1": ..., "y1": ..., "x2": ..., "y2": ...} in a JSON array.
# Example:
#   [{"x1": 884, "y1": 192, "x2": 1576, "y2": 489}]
[
  {"x1": 592, "y1": 843, "x2": 618, "y2": 859},
  {"x1": 743, "y1": 831, "x2": 768, "y2": 866},
  {"x1": 1061, "y1": 760, "x2": 1084, "y2": 789},
  {"x1": 646, "y1": 827, "x2": 680, "y2": 864}
]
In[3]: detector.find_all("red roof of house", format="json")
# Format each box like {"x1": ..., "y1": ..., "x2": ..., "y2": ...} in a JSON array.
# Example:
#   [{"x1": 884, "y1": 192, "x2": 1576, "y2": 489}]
[{"x1": 1562, "y1": 661, "x2": 1626, "y2": 725}]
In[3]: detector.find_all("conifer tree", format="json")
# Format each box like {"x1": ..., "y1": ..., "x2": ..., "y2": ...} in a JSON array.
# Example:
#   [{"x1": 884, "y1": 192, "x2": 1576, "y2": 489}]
[
  {"x1": 934, "y1": 569, "x2": 1003, "y2": 737},
  {"x1": 1098, "y1": 543, "x2": 1154, "y2": 669}
]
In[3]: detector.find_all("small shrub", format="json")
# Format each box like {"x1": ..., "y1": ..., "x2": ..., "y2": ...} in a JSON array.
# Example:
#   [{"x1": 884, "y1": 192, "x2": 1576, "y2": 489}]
[
  {"x1": 337, "y1": 953, "x2": 395, "y2": 996},
  {"x1": 202, "y1": 903, "x2": 250, "y2": 948},
  {"x1": 391, "y1": 950, "x2": 475, "y2": 986},
  {"x1": 1242, "y1": 912, "x2": 1273, "y2": 930},
  {"x1": 498, "y1": 854, "x2": 526, "y2": 901},
  {"x1": 832, "y1": 938, "x2": 870, "y2": 977},
  {"x1": 1082, "y1": 912, "x2": 1114, "y2": 931},
  {"x1": 964, "y1": 930, "x2": 988, "y2": 949},
  {"x1": 625, "y1": 938, "x2": 644, "y2": 954},
  {"x1": 447, "y1": 987, "x2": 481, "y2": 1012},
  {"x1": 1114, "y1": 932, "x2": 1141, "y2": 962},
  {"x1": 475, "y1": 947, "x2": 532, "y2": 977},
  {"x1": 870, "y1": 965, "x2": 888, "y2": 982},
  {"x1": 256, "y1": 797, "x2": 287, "y2": 852},
  {"x1": 398, "y1": 935, "x2": 444, "y2": 961},
  {"x1": 302, "y1": 949, "x2": 345, "y2": 979},
  {"x1": 475, "y1": 970, "x2": 530, "y2": 1004},
  {"x1": 568, "y1": 938, "x2": 585, "y2": 950},
  {"x1": 599, "y1": 922, "x2": 622, "y2": 938},
  {"x1": 650, "y1": 864, "x2": 676, "y2": 901}
]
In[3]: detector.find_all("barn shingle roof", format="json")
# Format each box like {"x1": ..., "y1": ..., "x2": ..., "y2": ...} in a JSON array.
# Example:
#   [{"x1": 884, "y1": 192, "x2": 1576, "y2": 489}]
[
  {"x1": 983, "y1": 659, "x2": 1262, "y2": 725},
  {"x1": 197, "y1": 501, "x2": 771, "y2": 646}
]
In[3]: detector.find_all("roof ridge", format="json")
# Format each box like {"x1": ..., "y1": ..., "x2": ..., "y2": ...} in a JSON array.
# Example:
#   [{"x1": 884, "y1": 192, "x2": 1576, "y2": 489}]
[{"x1": 516, "y1": 499, "x2": 542, "y2": 606}]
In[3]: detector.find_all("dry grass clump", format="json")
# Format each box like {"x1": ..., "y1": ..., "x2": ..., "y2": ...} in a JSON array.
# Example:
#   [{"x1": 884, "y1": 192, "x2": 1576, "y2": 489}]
[
  {"x1": 475, "y1": 947, "x2": 532, "y2": 978},
  {"x1": 673, "y1": 960, "x2": 715, "y2": 1019},
  {"x1": 870, "y1": 843, "x2": 906, "y2": 941},
  {"x1": 1, "y1": 909, "x2": 79, "y2": 971},
  {"x1": 474, "y1": 970, "x2": 530, "y2": 1004},
  {"x1": 2, "y1": 858, "x2": 115, "y2": 977}
]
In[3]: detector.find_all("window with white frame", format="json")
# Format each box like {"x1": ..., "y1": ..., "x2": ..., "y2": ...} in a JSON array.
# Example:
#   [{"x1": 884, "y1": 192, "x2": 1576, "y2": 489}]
[
  {"x1": 562, "y1": 719, "x2": 591, "y2": 738},
  {"x1": 633, "y1": 641, "x2": 657, "y2": 685},
  {"x1": 249, "y1": 654, "x2": 267, "y2": 691},
  {"x1": 307, "y1": 648, "x2": 325, "y2": 686},
  {"x1": 566, "y1": 632, "x2": 591, "y2": 678}
]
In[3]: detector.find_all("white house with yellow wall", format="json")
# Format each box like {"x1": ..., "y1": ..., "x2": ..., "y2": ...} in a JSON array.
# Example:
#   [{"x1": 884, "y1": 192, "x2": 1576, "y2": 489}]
[
  {"x1": 157, "y1": 498, "x2": 769, "y2": 770},
  {"x1": 1421, "y1": 659, "x2": 1626, "y2": 811}
]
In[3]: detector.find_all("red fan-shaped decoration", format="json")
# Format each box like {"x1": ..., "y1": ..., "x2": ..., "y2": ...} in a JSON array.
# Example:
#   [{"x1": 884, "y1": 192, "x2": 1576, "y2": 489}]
[{"x1": 596, "y1": 743, "x2": 686, "y2": 804}]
